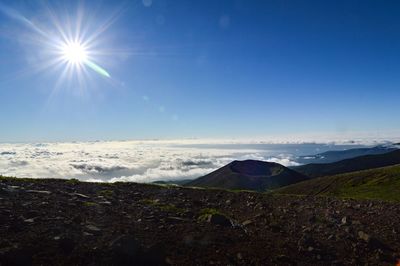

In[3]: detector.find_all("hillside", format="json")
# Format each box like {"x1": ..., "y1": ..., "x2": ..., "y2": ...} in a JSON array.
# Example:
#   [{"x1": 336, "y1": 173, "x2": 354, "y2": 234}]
[
  {"x1": 1, "y1": 176, "x2": 399, "y2": 265},
  {"x1": 186, "y1": 160, "x2": 309, "y2": 191},
  {"x1": 293, "y1": 149, "x2": 400, "y2": 178},
  {"x1": 276, "y1": 164, "x2": 400, "y2": 201}
]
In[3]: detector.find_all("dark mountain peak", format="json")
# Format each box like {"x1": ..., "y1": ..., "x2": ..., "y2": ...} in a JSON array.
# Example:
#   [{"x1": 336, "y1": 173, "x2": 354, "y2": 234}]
[
  {"x1": 187, "y1": 160, "x2": 308, "y2": 191},
  {"x1": 229, "y1": 160, "x2": 281, "y2": 176}
]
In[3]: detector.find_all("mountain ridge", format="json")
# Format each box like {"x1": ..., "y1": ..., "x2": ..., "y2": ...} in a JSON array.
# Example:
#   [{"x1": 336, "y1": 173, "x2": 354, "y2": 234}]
[
  {"x1": 295, "y1": 145, "x2": 399, "y2": 164},
  {"x1": 293, "y1": 149, "x2": 400, "y2": 178}
]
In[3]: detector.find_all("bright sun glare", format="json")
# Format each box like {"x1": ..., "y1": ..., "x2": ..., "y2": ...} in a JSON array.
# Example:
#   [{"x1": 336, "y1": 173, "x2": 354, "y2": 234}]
[
  {"x1": 61, "y1": 41, "x2": 88, "y2": 64},
  {"x1": 0, "y1": 2, "x2": 113, "y2": 86}
]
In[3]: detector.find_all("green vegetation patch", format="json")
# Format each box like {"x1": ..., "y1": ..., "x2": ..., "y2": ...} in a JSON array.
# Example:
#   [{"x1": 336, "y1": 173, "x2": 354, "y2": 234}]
[
  {"x1": 0, "y1": 176, "x2": 43, "y2": 183},
  {"x1": 227, "y1": 188, "x2": 258, "y2": 193},
  {"x1": 198, "y1": 208, "x2": 231, "y2": 222},
  {"x1": 83, "y1": 202, "x2": 99, "y2": 207},
  {"x1": 97, "y1": 189, "x2": 114, "y2": 197},
  {"x1": 66, "y1": 178, "x2": 80, "y2": 185},
  {"x1": 0, "y1": 175, "x2": 13, "y2": 180},
  {"x1": 276, "y1": 164, "x2": 400, "y2": 202},
  {"x1": 140, "y1": 199, "x2": 185, "y2": 213}
]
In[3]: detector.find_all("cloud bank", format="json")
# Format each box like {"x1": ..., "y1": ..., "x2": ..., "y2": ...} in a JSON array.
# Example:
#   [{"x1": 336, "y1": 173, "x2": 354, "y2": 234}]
[{"x1": 0, "y1": 139, "x2": 382, "y2": 183}]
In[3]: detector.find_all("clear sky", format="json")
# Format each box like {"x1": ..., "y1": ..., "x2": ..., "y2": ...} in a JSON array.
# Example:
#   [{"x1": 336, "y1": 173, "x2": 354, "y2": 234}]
[{"x1": 0, "y1": 0, "x2": 399, "y2": 142}]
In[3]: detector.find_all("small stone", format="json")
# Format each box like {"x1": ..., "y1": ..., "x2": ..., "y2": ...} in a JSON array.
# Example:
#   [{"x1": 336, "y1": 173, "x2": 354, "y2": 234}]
[
  {"x1": 86, "y1": 225, "x2": 101, "y2": 232},
  {"x1": 242, "y1": 220, "x2": 253, "y2": 226},
  {"x1": 341, "y1": 216, "x2": 348, "y2": 225},
  {"x1": 54, "y1": 236, "x2": 61, "y2": 240},
  {"x1": 237, "y1": 252, "x2": 243, "y2": 260},
  {"x1": 26, "y1": 190, "x2": 51, "y2": 195},
  {"x1": 24, "y1": 218, "x2": 34, "y2": 223},
  {"x1": 166, "y1": 216, "x2": 190, "y2": 222},
  {"x1": 358, "y1": 231, "x2": 370, "y2": 242},
  {"x1": 307, "y1": 246, "x2": 314, "y2": 252},
  {"x1": 72, "y1": 193, "x2": 90, "y2": 199},
  {"x1": 4, "y1": 186, "x2": 19, "y2": 193}
]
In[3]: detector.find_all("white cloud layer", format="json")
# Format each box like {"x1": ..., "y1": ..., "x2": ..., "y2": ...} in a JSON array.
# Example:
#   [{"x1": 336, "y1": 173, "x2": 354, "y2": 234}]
[
  {"x1": 0, "y1": 140, "x2": 308, "y2": 183},
  {"x1": 0, "y1": 139, "x2": 390, "y2": 183}
]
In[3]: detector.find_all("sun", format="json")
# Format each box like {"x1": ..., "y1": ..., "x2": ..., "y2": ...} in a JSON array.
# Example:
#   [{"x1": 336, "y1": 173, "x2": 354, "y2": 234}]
[
  {"x1": 5, "y1": 2, "x2": 113, "y2": 83},
  {"x1": 61, "y1": 41, "x2": 88, "y2": 64}
]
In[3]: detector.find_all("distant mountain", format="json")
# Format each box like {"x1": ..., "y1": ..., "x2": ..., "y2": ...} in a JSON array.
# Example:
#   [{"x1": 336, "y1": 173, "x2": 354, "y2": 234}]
[
  {"x1": 293, "y1": 149, "x2": 400, "y2": 178},
  {"x1": 296, "y1": 145, "x2": 399, "y2": 164},
  {"x1": 186, "y1": 160, "x2": 309, "y2": 191},
  {"x1": 276, "y1": 164, "x2": 400, "y2": 201}
]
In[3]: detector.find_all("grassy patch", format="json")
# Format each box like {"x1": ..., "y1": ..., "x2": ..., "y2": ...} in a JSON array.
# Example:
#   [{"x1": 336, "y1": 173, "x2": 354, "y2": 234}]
[
  {"x1": 199, "y1": 208, "x2": 222, "y2": 216},
  {"x1": 0, "y1": 175, "x2": 14, "y2": 180},
  {"x1": 276, "y1": 164, "x2": 400, "y2": 202},
  {"x1": 198, "y1": 208, "x2": 230, "y2": 222},
  {"x1": 227, "y1": 188, "x2": 258, "y2": 193},
  {"x1": 66, "y1": 178, "x2": 80, "y2": 185},
  {"x1": 140, "y1": 199, "x2": 184, "y2": 213},
  {"x1": 0, "y1": 176, "x2": 42, "y2": 183},
  {"x1": 83, "y1": 202, "x2": 98, "y2": 207},
  {"x1": 97, "y1": 189, "x2": 114, "y2": 197}
]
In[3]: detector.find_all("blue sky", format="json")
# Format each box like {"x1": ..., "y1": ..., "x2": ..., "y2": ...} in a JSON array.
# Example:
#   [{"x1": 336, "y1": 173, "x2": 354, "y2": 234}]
[{"x1": 0, "y1": 0, "x2": 399, "y2": 142}]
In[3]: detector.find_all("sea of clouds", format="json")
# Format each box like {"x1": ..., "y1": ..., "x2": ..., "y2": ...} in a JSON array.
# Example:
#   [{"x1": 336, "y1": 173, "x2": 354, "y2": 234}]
[{"x1": 0, "y1": 139, "x2": 387, "y2": 183}]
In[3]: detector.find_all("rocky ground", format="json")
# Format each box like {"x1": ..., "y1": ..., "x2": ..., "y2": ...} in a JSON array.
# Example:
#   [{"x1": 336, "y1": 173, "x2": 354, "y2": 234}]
[{"x1": 0, "y1": 177, "x2": 399, "y2": 265}]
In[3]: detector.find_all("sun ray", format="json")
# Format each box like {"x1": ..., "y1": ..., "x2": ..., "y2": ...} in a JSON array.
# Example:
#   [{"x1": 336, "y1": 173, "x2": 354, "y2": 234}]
[{"x1": 0, "y1": 1, "x2": 121, "y2": 100}]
